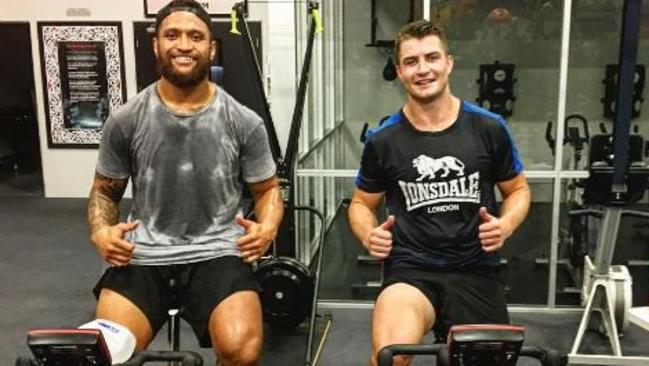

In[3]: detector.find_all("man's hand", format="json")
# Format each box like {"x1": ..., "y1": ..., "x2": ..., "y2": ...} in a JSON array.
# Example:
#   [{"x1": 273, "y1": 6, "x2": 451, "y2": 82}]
[
  {"x1": 478, "y1": 207, "x2": 511, "y2": 252},
  {"x1": 363, "y1": 215, "x2": 395, "y2": 259},
  {"x1": 91, "y1": 221, "x2": 138, "y2": 266},
  {"x1": 235, "y1": 216, "x2": 277, "y2": 263}
]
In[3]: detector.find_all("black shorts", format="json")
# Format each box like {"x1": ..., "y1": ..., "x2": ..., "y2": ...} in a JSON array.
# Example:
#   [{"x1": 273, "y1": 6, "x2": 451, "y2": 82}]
[
  {"x1": 381, "y1": 266, "x2": 509, "y2": 340},
  {"x1": 93, "y1": 256, "x2": 261, "y2": 347}
]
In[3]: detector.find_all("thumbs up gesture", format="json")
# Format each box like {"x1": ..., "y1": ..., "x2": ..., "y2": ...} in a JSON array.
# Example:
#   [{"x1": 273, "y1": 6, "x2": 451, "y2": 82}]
[
  {"x1": 235, "y1": 215, "x2": 276, "y2": 263},
  {"x1": 478, "y1": 207, "x2": 511, "y2": 252},
  {"x1": 91, "y1": 221, "x2": 139, "y2": 267},
  {"x1": 364, "y1": 215, "x2": 395, "y2": 259}
]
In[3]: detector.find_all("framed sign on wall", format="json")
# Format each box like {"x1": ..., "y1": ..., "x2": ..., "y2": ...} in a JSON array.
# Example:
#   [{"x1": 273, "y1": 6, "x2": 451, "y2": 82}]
[
  {"x1": 37, "y1": 22, "x2": 126, "y2": 148},
  {"x1": 144, "y1": 0, "x2": 247, "y2": 17}
]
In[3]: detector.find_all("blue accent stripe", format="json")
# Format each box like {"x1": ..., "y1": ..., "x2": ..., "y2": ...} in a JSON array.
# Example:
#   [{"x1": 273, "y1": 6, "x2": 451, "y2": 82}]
[
  {"x1": 462, "y1": 100, "x2": 503, "y2": 121},
  {"x1": 355, "y1": 174, "x2": 367, "y2": 188},
  {"x1": 364, "y1": 112, "x2": 402, "y2": 140},
  {"x1": 462, "y1": 101, "x2": 524, "y2": 174}
]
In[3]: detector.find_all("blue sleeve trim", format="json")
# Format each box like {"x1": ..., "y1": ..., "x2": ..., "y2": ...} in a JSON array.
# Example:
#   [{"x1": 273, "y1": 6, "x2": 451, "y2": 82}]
[
  {"x1": 355, "y1": 169, "x2": 386, "y2": 192},
  {"x1": 354, "y1": 177, "x2": 386, "y2": 193},
  {"x1": 355, "y1": 173, "x2": 366, "y2": 188}
]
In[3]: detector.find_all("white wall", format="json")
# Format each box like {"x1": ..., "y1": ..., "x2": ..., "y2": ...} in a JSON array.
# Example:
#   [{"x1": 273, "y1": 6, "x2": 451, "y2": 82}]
[{"x1": 0, "y1": 0, "x2": 296, "y2": 197}]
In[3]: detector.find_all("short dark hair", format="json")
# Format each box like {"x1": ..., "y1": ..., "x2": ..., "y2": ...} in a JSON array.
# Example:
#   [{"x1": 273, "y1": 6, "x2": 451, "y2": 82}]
[
  {"x1": 154, "y1": 0, "x2": 213, "y2": 38},
  {"x1": 395, "y1": 20, "x2": 448, "y2": 63}
]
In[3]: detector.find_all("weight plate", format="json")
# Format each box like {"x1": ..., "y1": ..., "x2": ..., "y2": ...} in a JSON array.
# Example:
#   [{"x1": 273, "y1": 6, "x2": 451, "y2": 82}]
[{"x1": 255, "y1": 257, "x2": 314, "y2": 328}]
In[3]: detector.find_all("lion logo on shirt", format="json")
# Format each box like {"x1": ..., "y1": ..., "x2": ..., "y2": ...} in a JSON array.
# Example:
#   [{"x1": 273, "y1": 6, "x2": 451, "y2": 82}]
[{"x1": 413, "y1": 155, "x2": 465, "y2": 181}]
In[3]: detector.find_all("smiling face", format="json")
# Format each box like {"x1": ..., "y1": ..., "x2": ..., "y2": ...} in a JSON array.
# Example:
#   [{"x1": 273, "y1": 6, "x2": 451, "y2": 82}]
[
  {"x1": 395, "y1": 35, "x2": 454, "y2": 104},
  {"x1": 153, "y1": 11, "x2": 216, "y2": 88}
]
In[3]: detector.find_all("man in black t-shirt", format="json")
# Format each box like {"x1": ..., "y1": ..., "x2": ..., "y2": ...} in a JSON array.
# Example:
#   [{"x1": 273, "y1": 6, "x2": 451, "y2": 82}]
[{"x1": 348, "y1": 20, "x2": 531, "y2": 366}]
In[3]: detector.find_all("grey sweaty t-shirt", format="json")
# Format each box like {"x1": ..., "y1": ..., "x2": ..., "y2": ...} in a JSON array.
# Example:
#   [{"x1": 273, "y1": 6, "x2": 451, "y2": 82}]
[{"x1": 96, "y1": 83, "x2": 276, "y2": 265}]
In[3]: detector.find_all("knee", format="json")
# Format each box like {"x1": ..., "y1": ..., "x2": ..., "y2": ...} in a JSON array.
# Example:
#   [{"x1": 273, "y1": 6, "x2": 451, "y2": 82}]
[
  {"x1": 392, "y1": 355, "x2": 414, "y2": 366},
  {"x1": 372, "y1": 335, "x2": 419, "y2": 366},
  {"x1": 371, "y1": 352, "x2": 413, "y2": 366},
  {"x1": 213, "y1": 331, "x2": 262, "y2": 366}
]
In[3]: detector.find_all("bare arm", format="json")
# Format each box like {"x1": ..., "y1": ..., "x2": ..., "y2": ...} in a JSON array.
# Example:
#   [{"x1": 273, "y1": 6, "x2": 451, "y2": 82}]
[
  {"x1": 249, "y1": 176, "x2": 283, "y2": 231},
  {"x1": 348, "y1": 188, "x2": 383, "y2": 244},
  {"x1": 87, "y1": 173, "x2": 137, "y2": 266},
  {"x1": 235, "y1": 176, "x2": 284, "y2": 263},
  {"x1": 348, "y1": 188, "x2": 394, "y2": 258},
  {"x1": 497, "y1": 173, "x2": 531, "y2": 238},
  {"x1": 479, "y1": 173, "x2": 531, "y2": 252}
]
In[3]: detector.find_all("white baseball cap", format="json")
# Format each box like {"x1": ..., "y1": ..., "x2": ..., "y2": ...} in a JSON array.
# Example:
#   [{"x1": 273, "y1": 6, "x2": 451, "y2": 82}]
[{"x1": 79, "y1": 319, "x2": 136, "y2": 364}]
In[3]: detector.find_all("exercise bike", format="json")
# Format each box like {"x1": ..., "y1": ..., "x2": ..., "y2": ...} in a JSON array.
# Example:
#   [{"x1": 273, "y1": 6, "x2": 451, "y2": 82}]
[
  {"x1": 542, "y1": 114, "x2": 593, "y2": 298},
  {"x1": 15, "y1": 327, "x2": 203, "y2": 366},
  {"x1": 377, "y1": 324, "x2": 562, "y2": 366}
]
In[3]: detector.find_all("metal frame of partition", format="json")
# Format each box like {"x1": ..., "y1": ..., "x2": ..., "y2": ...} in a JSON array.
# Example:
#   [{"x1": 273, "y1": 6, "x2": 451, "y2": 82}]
[
  {"x1": 294, "y1": 0, "x2": 346, "y2": 266},
  {"x1": 546, "y1": 0, "x2": 574, "y2": 310}
]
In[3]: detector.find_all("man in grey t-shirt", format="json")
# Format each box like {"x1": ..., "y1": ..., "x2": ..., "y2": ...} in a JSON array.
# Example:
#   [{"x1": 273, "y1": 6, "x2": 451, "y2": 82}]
[{"x1": 87, "y1": 1, "x2": 283, "y2": 365}]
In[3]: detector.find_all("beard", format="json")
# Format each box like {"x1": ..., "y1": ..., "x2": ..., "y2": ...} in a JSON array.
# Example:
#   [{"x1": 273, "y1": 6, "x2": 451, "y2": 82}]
[{"x1": 157, "y1": 52, "x2": 211, "y2": 88}]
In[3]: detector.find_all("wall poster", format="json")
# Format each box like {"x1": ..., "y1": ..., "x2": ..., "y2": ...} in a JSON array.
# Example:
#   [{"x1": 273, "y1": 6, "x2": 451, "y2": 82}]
[{"x1": 38, "y1": 22, "x2": 126, "y2": 148}]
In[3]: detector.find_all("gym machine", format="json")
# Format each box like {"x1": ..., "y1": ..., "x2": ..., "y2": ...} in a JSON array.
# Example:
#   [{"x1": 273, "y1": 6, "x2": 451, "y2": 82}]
[
  {"x1": 15, "y1": 328, "x2": 203, "y2": 366},
  {"x1": 377, "y1": 324, "x2": 561, "y2": 366},
  {"x1": 567, "y1": 133, "x2": 649, "y2": 364},
  {"x1": 231, "y1": 2, "x2": 330, "y2": 365},
  {"x1": 567, "y1": 0, "x2": 649, "y2": 364}
]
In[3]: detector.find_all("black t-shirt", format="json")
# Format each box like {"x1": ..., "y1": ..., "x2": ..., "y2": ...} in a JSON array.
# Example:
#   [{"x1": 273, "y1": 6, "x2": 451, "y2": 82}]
[{"x1": 356, "y1": 100, "x2": 524, "y2": 271}]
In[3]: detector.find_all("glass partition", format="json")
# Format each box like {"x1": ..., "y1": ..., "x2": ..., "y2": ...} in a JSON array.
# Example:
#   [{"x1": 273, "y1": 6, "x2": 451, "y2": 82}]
[{"x1": 563, "y1": 1, "x2": 623, "y2": 171}]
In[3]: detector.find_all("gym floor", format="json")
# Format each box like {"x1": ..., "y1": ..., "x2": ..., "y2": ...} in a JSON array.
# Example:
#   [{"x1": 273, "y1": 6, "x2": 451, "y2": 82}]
[{"x1": 2, "y1": 178, "x2": 649, "y2": 365}]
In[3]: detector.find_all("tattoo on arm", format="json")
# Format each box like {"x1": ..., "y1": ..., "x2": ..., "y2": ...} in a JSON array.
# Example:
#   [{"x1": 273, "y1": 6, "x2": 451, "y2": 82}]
[{"x1": 87, "y1": 173, "x2": 128, "y2": 234}]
